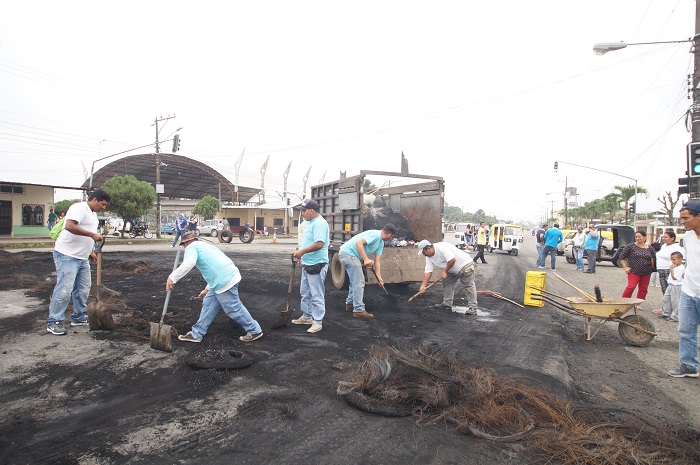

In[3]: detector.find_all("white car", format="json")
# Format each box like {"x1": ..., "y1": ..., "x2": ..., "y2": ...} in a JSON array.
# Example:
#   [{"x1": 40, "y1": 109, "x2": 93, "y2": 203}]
[
  {"x1": 199, "y1": 219, "x2": 222, "y2": 237},
  {"x1": 107, "y1": 218, "x2": 124, "y2": 235}
]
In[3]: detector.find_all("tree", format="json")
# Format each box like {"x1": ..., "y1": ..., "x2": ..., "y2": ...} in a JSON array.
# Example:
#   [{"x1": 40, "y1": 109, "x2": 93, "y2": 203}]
[
  {"x1": 657, "y1": 191, "x2": 681, "y2": 225},
  {"x1": 473, "y1": 208, "x2": 486, "y2": 224},
  {"x1": 194, "y1": 195, "x2": 221, "y2": 219},
  {"x1": 613, "y1": 184, "x2": 648, "y2": 225},
  {"x1": 101, "y1": 175, "x2": 157, "y2": 236},
  {"x1": 602, "y1": 193, "x2": 622, "y2": 223},
  {"x1": 363, "y1": 178, "x2": 378, "y2": 192},
  {"x1": 54, "y1": 199, "x2": 79, "y2": 214}
]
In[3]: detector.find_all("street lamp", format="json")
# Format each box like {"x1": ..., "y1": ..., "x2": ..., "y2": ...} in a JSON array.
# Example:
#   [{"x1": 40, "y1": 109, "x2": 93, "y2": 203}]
[{"x1": 592, "y1": 36, "x2": 699, "y2": 55}]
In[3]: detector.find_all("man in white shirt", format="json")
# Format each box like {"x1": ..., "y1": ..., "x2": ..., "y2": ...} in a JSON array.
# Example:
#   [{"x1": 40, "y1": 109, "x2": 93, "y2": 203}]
[
  {"x1": 417, "y1": 240, "x2": 478, "y2": 315},
  {"x1": 572, "y1": 226, "x2": 586, "y2": 271},
  {"x1": 47, "y1": 189, "x2": 110, "y2": 335},
  {"x1": 668, "y1": 200, "x2": 700, "y2": 378}
]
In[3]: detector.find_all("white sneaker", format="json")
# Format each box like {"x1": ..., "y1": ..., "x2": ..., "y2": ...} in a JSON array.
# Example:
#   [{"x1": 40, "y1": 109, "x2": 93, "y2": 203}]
[
  {"x1": 453, "y1": 307, "x2": 467, "y2": 314},
  {"x1": 292, "y1": 316, "x2": 313, "y2": 325},
  {"x1": 537, "y1": 266, "x2": 544, "y2": 269},
  {"x1": 307, "y1": 323, "x2": 322, "y2": 333}
]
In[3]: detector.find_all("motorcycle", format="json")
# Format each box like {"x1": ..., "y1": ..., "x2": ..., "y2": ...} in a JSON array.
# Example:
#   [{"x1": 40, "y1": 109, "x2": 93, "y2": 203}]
[{"x1": 128, "y1": 223, "x2": 154, "y2": 239}]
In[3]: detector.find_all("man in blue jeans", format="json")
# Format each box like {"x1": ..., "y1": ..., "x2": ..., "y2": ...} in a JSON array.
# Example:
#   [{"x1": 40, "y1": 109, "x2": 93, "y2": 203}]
[
  {"x1": 339, "y1": 223, "x2": 396, "y2": 319},
  {"x1": 47, "y1": 189, "x2": 110, "y2": 335},
  {"x1": 171, "y1": 213, "x2": 187, "y2": 247},
  {"x1": 537, "y1": 223, "x2": 563, "y2": 270},
  {"x1": 169, "y1": 231, "x2": 263, "y2": 343},
  {"x1": 668, "y1": 200, "x2": 700, "y2": 378},
  {"x1": 292, "y1": 199, "x2": 330, "y2": 334}
]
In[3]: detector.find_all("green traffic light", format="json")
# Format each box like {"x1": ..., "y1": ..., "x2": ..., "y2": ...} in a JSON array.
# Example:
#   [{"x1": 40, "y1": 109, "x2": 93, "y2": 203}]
[{"x1": 694, "y1": 165, "x2": 700, "y2": 174}]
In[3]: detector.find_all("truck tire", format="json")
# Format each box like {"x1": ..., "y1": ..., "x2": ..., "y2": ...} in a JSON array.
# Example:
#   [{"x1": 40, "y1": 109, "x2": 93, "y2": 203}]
[
  {"x1": 239, "y1": 228, "x2": 254, "y2": 243},
  {"x1": 330, "y1": 252, "x2": 349, "y2": 290},
  {"x1": 219, "y1": 229, "x2": 233, "y2": 243}
]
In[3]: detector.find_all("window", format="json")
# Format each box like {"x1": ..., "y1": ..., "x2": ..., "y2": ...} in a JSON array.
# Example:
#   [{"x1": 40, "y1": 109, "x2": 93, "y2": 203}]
[
  {"x1": 1, "y1": 184, "x2": 23, "y2": 194},
  {"x1": 22, "y1": 204, "x2": 45, "y2": 226},
  {"x1": 273, "y1": 218, "x2": 283, "y2": 227}
]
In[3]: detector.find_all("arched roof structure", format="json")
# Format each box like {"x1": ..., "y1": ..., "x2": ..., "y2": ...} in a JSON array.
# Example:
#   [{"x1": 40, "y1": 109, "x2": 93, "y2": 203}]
[{"x1": 81, "y1": 153, "x2": 260, "y2": 203}]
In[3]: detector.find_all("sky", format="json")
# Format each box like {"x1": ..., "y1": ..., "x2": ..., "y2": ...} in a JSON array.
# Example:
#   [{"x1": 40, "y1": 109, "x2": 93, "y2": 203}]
[{"x1": 0, "y1": 1, "x2": 696, "y2": 225}]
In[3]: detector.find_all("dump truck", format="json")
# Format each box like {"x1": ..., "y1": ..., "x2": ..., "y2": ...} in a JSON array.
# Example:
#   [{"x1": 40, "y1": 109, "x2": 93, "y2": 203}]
[{"x1": 310, "y1": 170, "x2": 444, "y2": 289}]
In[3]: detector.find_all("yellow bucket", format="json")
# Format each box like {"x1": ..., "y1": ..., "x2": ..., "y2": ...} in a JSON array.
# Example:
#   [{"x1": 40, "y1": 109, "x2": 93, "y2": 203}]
[{"x1": 524, "y1": 271, "x2": 546, "y2": 307}]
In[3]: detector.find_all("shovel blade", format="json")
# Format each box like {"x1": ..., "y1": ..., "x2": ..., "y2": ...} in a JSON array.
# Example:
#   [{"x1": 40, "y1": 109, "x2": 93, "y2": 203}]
[
  {"x1": 87, "y1": 302, "x2": 116, "y2": 330},
  {"x1": 271, "y1": 307, "x2": 293, "y2": 330},
  {"x1": 150, "y1": 322, "x2": 173, "y2": 352}
]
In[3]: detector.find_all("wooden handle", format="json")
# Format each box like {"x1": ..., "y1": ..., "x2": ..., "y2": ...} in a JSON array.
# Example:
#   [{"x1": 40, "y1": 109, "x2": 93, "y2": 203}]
[
  {"x1": 553, "y1": 272, "x2": 597, "y2": 302},
  {"x1": 408, "y1": 279, "x2": 443, "y2": 302}
]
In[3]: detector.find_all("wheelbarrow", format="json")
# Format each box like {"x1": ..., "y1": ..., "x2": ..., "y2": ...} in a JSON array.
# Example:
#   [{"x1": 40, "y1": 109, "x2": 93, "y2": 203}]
[{"x1": 528, "y1": 286, "x2": 657, "y2": 347}]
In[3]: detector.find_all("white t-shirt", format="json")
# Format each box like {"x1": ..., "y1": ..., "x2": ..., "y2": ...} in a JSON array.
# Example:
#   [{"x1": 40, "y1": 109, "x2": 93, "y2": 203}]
[
  {"x1": 54, "y1": 202, "x2": 98, "y2": 259},
  {"x1": 656, "y1": 243, "x2": 684, "y2": 271},
  {"x1": 682, "y1": 230, "x2": 700, "y2": 297},
  {"x1": 668, "y1": 264, "x2": 685, "y2": 286},
  {"x1": 424, "y1": 242, "x2": 473, "y2": 274}
]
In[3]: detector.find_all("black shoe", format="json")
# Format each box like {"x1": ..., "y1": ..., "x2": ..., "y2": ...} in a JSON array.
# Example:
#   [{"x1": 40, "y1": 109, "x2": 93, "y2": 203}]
[
  {"x1": 583, "y1": 270, "x2": 594, "y2": 273},
  {"x1": 481, "y1": 261, "x2": 487, "y2": 264}
]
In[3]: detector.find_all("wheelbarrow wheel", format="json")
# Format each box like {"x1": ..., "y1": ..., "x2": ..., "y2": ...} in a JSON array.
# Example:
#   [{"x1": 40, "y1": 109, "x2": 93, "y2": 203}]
[{"x1": 618, "y1": 314, "x2": 655, "y2": 347}]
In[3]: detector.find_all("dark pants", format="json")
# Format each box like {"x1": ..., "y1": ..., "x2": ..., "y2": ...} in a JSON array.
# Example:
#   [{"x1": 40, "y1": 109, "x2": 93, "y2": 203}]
[{"x1": 473, "y1": 244, "x2": 487, "y2": 263}]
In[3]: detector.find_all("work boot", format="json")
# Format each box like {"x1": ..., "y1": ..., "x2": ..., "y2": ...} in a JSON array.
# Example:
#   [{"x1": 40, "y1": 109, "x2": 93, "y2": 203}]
[
  {"x1": 345, "y1": 303, "x2": 354, "y2": 311},
  {"x1": 307, "y1": 323, "x2": 323, "y2": 333},
  {"x1": 353, "y1": 311, "x2": 374, "y2": 319},
  {"x1": 292, "y1": 316, "x2": 314, "y2": 325}
]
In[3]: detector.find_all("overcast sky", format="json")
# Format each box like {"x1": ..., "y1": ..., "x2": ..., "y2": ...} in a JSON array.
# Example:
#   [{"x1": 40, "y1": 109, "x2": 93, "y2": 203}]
[{"x1": 0, "y1": 1, "x2": 695, "y2": 224}]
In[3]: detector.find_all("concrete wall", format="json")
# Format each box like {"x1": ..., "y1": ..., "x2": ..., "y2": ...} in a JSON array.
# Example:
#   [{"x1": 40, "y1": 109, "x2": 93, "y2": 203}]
[{"x1": 0, "y1": 183, "x2": 55, "y2": 236}]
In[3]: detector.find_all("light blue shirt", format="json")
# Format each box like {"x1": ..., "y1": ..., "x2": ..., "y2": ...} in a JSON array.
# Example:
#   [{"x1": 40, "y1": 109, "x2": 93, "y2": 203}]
[
  {"x1": 183, "y1": 241, "x2": 239, "y2": 291},
  {"x1": 340, "y1": 230, "x2": 384, "y2": 259},
  {"x1": 544, "y1": 227, "x2": 563, "y2": 247},
  {"x1": 300, "y1": 215, "x2": 329, "y2": 266},
  {"x1": 585, "y1": 230, "x2": 599, "y2": 250}
]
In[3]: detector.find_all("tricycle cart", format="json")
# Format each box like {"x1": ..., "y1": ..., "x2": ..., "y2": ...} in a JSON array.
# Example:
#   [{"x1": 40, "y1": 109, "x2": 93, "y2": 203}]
[{"x1": 529, "y1": 286, "x2": 656, "y2": 347}]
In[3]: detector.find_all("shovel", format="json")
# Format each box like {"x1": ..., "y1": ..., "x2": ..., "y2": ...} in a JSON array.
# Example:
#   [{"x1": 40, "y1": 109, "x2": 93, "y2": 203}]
[
  {"x1": 271, "y1": 254, "x2": 297, "y2": 329},
  {"x1": 407, "y1": 278, "x2": 443, "y2": 303},
  {"x1": 87, "y1": 237, "x2": 116, "y2": 330},
  {"x1": 370, "y1": 267, "x2": 398, "y2": 301},
  {"x1": 150, "y1": 249, "x2": 182, "y2": 352}
]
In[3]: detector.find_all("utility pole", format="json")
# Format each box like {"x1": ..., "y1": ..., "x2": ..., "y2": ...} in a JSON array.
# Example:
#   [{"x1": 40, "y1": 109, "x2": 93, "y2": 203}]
[
  {"x1": 564, "y1": 176, "x2": 568, "y2": 227},
  {"x1": 691, "y1": 1, "x2": 700, "y2": 198},
  {"x1": 154, "y1": 115, "x2": 176, "y2": 239}
]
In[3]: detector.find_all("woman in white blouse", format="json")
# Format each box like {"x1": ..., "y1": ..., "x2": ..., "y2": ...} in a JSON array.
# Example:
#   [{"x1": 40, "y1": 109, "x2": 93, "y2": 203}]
[{"x1": 656, "y1": 230, "x2": 684, "y2": 296}]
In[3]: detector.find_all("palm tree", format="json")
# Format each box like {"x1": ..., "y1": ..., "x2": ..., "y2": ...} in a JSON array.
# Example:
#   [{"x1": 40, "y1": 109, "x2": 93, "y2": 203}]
[
  {"x1": 614, "y1": 184, "x2": 648, "y2": 225},
  {"x1": 603, "y1": 193, "x2": 622, "y2": 223}
]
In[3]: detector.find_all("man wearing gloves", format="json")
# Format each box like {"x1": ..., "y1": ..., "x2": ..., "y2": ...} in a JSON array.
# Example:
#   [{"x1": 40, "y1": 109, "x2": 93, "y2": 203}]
[
  {"x1": 417, "y1": 240, "x2": 478, "y2": 315},
  {"x1": 167, "y1": 231, "x2": 263, "y2": 343}
]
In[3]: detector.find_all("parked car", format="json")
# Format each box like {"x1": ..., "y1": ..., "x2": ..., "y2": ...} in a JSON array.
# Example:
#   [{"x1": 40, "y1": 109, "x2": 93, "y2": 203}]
[
  {"x1": 557, "y1": 230, "x2": 576, "y2": 255},
  {"x1": 199, "y1": 219, "x2": 222, "y2": 237},
  {"x1": 107, "y1": 218, "x2": 125, "y2": 235},
  {"x1": 160, "y1": 224, "x2": 175, "y2": 235}
]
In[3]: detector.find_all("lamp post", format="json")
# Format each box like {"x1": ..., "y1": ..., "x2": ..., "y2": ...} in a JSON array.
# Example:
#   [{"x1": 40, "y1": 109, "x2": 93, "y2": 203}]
[
  {"x1": 152, "y1": 116, "x2": 180, "y2": 239},
  {"x1": 592, "y1": 36, "x2": 699, "y2": 55}
]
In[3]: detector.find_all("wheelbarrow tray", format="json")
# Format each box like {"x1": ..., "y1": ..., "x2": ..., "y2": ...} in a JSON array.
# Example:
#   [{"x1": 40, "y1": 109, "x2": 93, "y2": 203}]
[{"x1": 566, "y1": 297, "x2": 644, "y2": 319}]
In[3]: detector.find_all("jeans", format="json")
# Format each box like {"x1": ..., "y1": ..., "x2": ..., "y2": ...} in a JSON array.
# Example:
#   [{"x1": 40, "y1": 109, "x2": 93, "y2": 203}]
[
  {"x1": 172, "y1": 229, "x2": 184, "y2": 246},
  {"x1": 622, "y1": 273, "x2": 650, "y2": 300},
  {"x1": 441, "y1": 265, "x2": 478, "y2": 308},
  {"x1": 538, "y1": 246, "x2": 556, "y2": 268},
  {"x1": 339, "y1": 252, "x2": 366, "y2": 312},
  {"x1": 535, "y1": 243, "x2": 543, "y2": 265},
  {"x1": 191, "y1": 283, "x2": 261, "y2": 339},
  {"x1": 678, "y1": 292, "x2": 700, "y2": 370},
  {"x1": 48, "y1": 251, "x2": 91, "y2": 323},
  {"x1": 575, "y1": 247, "x2": 584, "y2": 270},
  {"x1": 586, "y1": 249, "x2": 597, "y2": 272},
  {"x1": 300, "y1": 265, "x2": 328, "y2": 323}
]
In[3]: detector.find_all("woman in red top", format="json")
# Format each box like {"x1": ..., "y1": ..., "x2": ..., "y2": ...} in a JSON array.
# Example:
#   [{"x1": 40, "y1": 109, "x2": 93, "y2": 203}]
[{"x1": 619, "y1": 231, "x2": 657, "y2": 300}]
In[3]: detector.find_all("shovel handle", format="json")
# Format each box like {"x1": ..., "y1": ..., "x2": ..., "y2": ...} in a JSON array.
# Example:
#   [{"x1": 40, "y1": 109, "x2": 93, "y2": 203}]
[
  {"x1": 408, "y1": 278, "x2": 443, "y2": 302},
  {"x1": 370, "y1": 268, "x2": 387, "y2": 294},
  {"x1": 160, "y1": 249, "x2": 182, "y2": 324}
]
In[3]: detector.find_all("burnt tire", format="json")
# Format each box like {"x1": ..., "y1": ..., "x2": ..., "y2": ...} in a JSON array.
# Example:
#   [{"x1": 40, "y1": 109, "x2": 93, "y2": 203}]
[
  {"x1": 239, "y1": 228, "x2": 254, "y2": 243},
  {"x1": 219, "y1": 229, "x2": 233, "y2": 243},
  {"x1": 343, "y1": 391, "x2": 414, "y2": 417},
  {"x1": 186, "y1": 349, "x2": 254, "y2": 370},
  {"x1": 618, "y1": 315, "x2": 655, "y2": 347},
  {"x1": 330, "y1": 252, "x2": 349, "y2": 290}
]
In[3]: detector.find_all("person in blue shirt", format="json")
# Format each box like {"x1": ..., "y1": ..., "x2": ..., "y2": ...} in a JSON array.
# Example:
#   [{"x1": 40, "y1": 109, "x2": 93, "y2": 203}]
[
  {"x1": 172, "y1": 213, "x2": 187, "y2": 247},
  {"x1": 583, "y1": 224, "x2": 600, "y2": 273},
  {"x1": 292, "y1": 199, "x2": 330, "y2": 334},
  {"x1": 339, "y1": 224, "x2": 396, "y2": 319},
  {"x1": 537, "y1": 223, "x2": 563, "y2": 270},
  {"x1": 168, "y1": 231, "x2": 263, "y2": 343}
]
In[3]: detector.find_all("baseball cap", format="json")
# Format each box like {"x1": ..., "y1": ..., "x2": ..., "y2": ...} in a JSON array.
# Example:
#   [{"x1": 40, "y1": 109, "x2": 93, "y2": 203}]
[
  {"x1": 180, "y1": 231, "x2": 198, "y2": 243},
  {"x1": 681, "y1": 199, "x2": 700, "y2": 213},
  {"x1": 417, "y1": 239, "x2": 432, "y2": 255},
  {"x1": 577, "y1": 226, "x2": 583, "y2": 230},
  {"x1": 296, "y1": 198, "x2": 319, "y2": 211}
]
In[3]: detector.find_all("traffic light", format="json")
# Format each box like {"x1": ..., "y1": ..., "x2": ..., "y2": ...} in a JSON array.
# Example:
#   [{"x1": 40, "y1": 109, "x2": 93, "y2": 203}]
[
  {"x1": 679, "y1": 176, "x2": 690, "y2": 195},
  {"x1": 553, "y1": 161, "x2": 558, "y2": 173},
  {"x1": 629, "y1": 202, "x2": 636, "y2": 214},
  {"x1": 688, "y1": 142, "x2": 700, "y2": 177},
  {"x1": 172, "y1": 134, "x2": 181, "y2": 153}
]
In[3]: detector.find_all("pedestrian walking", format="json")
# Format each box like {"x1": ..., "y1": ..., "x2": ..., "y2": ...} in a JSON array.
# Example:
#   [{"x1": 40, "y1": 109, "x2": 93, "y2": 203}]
[
  {"x1": 172, "y1": 213, "x2": 187, "y2": 247},
  {"x1": 473, "y1": 221, "x2": 488, "y2": 264}
]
